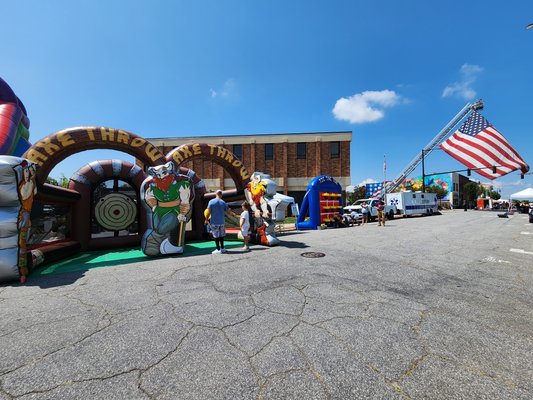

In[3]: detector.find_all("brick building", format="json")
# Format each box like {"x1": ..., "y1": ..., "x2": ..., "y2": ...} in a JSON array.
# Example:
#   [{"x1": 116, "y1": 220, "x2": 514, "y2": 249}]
[{"x1": 148, "y1": 131, "x2": 352, "y2": 204}]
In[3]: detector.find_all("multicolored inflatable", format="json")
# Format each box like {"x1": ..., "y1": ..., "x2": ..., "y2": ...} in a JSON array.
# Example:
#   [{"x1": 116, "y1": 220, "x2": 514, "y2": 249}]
[
  {"x1": 295, "y1": 175, "x2": 343, "y2": 230},
  {"x1": 0, "y1": 78, "x2": 31, "y2": 156}
]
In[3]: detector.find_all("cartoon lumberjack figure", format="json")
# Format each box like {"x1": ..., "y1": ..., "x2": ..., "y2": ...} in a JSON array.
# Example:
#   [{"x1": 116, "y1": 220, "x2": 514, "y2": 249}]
[{"x1": 141, "y1": 162, "x2": 194, "y2": 256}]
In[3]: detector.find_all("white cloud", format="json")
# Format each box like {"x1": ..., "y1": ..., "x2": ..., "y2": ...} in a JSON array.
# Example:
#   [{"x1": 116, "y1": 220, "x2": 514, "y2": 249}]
[
  {"x1": 209, "y1": 78, "x2": 236, "y2": 99},
  {"x1": 442, "y1": 64, "x2": 483, "y2": 100},
  {"x1": 358, "y1": 178, "x2": 378, "y2": 186},
  {"x1": 332, "y1": 90, "x2": 401, "y2": 124}
]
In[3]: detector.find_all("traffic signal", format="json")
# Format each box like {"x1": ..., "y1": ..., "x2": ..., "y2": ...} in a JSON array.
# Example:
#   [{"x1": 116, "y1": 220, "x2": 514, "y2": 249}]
[
  {"x1": 492, "y1": 166, "x2": 497, "y2": 174},
  {"x1": 467, "y1": 169, "x2": 471, "y2": 176}
]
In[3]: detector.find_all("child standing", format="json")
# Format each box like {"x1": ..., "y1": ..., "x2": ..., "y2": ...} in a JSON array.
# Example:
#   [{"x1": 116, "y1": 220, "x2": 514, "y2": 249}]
[{"x1": 240, "y1": 202, "x2": 251, "y2": 251}]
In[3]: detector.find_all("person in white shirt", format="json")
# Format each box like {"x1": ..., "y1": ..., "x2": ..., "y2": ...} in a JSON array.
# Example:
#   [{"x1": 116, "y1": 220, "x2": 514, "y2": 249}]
[{"x1": 240, "y1": 201, "x2": 251, "y2": 251}]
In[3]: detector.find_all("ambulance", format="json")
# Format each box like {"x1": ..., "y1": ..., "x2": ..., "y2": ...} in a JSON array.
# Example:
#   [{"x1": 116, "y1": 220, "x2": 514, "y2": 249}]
[{"x1": 386, "y1": 192, "x2": 438, "y2": 217}]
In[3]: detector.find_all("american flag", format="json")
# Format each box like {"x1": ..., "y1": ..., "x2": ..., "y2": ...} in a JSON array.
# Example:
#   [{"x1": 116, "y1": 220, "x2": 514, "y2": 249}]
[
  {"x1": 366, "y1": 182, "x2": 383, "y2": 198},
  {"x1": 440, "y1": 111, "x2": 529, "y2": 180},
  {"x1": 366, "y1": 182, "x2": 391, "y2": 198}
]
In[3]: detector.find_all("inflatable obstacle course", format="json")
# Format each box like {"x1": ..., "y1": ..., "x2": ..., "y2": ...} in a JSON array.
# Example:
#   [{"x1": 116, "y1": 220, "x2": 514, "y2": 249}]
[
  {"x1": 0, "y1": 79, "x2": 295, "y2": 283},
  {"x1": 295, "y1": 175, "x2": 343, "y2": 230}
]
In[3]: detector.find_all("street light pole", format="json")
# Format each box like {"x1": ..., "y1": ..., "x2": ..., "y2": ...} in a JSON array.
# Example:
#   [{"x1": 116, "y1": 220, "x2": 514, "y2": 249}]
[{"x1": 421, "y1": 149, "x2": 425, "y2": 192}]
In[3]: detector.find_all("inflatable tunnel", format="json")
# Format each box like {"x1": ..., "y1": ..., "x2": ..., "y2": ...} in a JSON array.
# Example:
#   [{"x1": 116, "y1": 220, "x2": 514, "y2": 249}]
[{"x1": 295, "y1": 175, "x2": 342, "y2": 230}]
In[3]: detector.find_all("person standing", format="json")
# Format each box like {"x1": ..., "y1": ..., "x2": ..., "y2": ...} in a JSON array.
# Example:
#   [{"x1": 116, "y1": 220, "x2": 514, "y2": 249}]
[
  {"x1": 205, "y1": 189, "x2": 237, "y2": 254},
  {"x1": 361, "y1": 201, "x2": 369, "y2": 225},
  {"x1": 377, "y1": 198, "x2": 386, "y2": 226},
  {"x1": 240, "y1": 201, "x2": 251, "y2": 251}
]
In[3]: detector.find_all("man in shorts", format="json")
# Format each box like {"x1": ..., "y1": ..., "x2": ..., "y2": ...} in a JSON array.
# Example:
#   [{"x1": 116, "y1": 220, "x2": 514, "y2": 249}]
[{"x1": 205, "y1": 189, "x2": 238, "y2": 254}]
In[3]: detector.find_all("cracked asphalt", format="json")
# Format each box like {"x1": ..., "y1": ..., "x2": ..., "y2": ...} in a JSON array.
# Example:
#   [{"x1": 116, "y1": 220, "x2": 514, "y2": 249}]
[{"x1": 1, "y1": 210, "x2": 532, "y2": 399}]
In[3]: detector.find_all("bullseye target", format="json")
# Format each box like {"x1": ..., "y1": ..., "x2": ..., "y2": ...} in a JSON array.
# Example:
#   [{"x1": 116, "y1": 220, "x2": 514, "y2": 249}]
[{"x1": 94, "y1": 193, "x2": 136, "y2": 231}]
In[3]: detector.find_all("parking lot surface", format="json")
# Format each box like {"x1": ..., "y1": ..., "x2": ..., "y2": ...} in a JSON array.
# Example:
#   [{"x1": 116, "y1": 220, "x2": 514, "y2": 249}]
[{"x1": 1, "y1": 211, "x2": 532, "y2": 399}]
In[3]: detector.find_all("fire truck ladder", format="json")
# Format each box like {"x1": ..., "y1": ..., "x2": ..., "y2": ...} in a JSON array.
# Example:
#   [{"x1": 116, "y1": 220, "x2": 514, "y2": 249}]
[{"x1": 385, "y1": 99, "x2": 484, "y2": 194}]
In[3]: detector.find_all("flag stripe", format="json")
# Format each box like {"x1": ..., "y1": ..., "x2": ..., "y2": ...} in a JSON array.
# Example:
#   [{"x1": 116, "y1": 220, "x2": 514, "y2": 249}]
[
  {"x1": 442, "y1": 133, "x2": 516, "y2": 172},
  {"x1": 485, "y1": 126, "x2": 527, "y2": 164},
  {"x1": 440, "y1": 135, "x2": 514, "y2": 179},
  {"x1": 451, "y1": 133, "x2": 523, "y2": 171},
  {"x1": 479, "y1": 128, "x2": 527, "y2": 167},
  {"x1": 440, "y1": 110, "x2": 529, "y2": 180}
]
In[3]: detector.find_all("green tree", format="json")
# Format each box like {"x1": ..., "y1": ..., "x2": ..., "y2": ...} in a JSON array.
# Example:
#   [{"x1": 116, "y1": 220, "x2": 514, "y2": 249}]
[
  {"x1": 346, "y1": 185, "x2": 366, "y2": 204},
  {"x1": 425, "y1": 185, "x2": 448, "y2": 200},
  {"x1": 487, "y1": 190, "x2": 501, "y2": 200},
  {"x1": 46, "y1": 174, "x2": 69, "y2": 188},
  {"x1": 463, "y1": 181, "x2": 482, "y2": 202},
  {"x1": 46, "y1": 176, "x2": 59, "y2": 186}
]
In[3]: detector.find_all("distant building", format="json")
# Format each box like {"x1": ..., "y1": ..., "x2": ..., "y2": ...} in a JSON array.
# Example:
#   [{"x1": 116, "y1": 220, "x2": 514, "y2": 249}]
[
  {"x1": 365, "y1": 172, "x2": 473, "y2": 208},
  {"x1": 423, "y1": 172, "x2": 479, "y2": 208},
  {"x1": 146, "y1": 131, "x2": 352, "y2": 205}
]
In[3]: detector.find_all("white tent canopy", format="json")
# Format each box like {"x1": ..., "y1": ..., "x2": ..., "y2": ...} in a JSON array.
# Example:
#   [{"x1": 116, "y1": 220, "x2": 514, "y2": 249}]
[{"x1": 509, "y1": 187, "x2": 533, "y2": 201}]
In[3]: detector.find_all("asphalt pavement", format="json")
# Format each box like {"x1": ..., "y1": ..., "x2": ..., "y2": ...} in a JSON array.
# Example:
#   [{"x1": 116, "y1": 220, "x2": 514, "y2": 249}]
[{"x1": 1, "y1": 210, "x2": 532, "y2": 399}]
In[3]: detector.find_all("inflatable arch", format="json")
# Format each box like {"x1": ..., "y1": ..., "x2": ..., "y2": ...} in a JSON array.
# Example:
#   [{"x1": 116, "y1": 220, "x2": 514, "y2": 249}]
[
  {"x1": 166, "y1": 143, "x2": 250, "y2": 190},
  {"x1": 295, "y1": 175, "x2": 343, "y2": 230},
  {"x1": 23, "y1": 127, "x2": 167, "y2": 185},
  {"x1": 166, "y1": 143, "x2": 251, "y2": 241},
  {"x1": 69, "y1": 159, "x2": 148, "y2": 251}
]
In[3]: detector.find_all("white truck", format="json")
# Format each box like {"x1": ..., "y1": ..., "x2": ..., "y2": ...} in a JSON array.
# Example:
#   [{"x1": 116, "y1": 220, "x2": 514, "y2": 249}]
[
  {"x1": 386, "y1": 192, "x2": 438, "y2": 216},
  {"x1": 343, "y1": 198, "x2": 397, "y2": 221}
]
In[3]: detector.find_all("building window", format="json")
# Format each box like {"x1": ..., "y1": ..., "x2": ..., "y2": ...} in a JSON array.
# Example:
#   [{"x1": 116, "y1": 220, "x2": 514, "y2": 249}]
[
  {"x1": 297, "y1": 143, "x2": 306, "y2": 159},
  {"x1": 233, "y1": 144, "x2": 242, "y2": 160},
  {"x1": 330, "y1": 142, "x2": 340, "y2": 159},
  {"x1": 265, "y1": 143, "x2": 273, "y2": 160}
]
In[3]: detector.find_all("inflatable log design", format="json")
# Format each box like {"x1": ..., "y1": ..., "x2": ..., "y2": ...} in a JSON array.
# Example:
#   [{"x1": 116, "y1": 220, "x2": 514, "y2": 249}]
[{"x1": 0, "y1": 156, "x2": 37, "y2": 283}]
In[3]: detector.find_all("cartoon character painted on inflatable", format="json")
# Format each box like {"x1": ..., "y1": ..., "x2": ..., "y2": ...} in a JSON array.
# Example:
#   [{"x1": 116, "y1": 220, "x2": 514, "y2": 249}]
[
  {"x1": 244, "y1": 171, "x2": 279, "y2": 246},
  {"x1": 13, "y1": 160, "x2": 37, "y2": 282},
  {"x1": 246, "y1": 172, "x2": 270, "y2": 219},
  {"x1": 141, "y1": 162, "x2": 194, "y2": 256}
]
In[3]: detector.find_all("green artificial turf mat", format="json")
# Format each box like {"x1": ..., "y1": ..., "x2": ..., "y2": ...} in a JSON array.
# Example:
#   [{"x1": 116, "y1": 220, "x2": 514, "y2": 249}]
[{"x1": 31, "y1": 240, "x2": 244, "y2": 277}]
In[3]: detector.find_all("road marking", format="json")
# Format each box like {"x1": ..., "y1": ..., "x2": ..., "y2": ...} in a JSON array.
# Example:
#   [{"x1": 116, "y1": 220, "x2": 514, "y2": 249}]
[
  {"x1": 483, "y1": 256, "x2": 511, "y2": 264},
  {"x1": 510, "y1": 248, "x2": 533, "y2": 255},
  {"x1": 521, "y1": 232, "x2": 532, "y2": 235}
]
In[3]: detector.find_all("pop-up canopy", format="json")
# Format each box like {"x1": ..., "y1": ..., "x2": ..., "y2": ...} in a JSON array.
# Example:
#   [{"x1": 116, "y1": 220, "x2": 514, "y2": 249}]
[{"x1": 509, "y1": 187, "x2": 533, "y2": 201}]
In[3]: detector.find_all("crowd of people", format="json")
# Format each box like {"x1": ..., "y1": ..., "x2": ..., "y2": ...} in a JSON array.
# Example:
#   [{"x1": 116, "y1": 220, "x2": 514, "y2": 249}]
[{"x1": 206, "y1": 188, "x2": 391, "y2": 252}]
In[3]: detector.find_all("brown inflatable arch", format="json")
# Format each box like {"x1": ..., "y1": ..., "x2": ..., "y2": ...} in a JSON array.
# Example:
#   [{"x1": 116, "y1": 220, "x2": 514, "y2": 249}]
[
  {"x1": 22, "y1": 127, "x2": 167, "y2": 185},
  {"x1": 166, "y1": 143, "x2": 251, "y2": 240},
  {"x1": 69, "y1": 160, "x2": 148, "y2": 251},
  {"x1": 166, "y1": 143, "x2": 250, "y2": 191}
]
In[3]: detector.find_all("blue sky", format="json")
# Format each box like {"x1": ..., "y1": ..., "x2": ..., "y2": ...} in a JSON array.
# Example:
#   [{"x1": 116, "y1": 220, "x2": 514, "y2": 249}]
[{"x1": 3, "y1": 1, "x2": 533, "y2": 198}]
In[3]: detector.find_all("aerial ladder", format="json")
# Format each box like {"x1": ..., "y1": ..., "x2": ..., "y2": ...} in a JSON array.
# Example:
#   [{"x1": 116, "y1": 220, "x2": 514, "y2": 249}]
[{"x1": 384, "y1": 99, "x2": 484, "y2": 195}]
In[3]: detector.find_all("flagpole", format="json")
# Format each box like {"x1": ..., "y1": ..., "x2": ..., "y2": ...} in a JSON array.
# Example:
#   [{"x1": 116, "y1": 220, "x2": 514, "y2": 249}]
[{"x1": 383, "y1": 155, "x2": 387, "y2": 198}]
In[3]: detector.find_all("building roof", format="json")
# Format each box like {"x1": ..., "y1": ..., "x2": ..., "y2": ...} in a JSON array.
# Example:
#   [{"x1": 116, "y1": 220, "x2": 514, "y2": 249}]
[{"x1": 149, "y1": 131, "x2": 352, "y2": 146}]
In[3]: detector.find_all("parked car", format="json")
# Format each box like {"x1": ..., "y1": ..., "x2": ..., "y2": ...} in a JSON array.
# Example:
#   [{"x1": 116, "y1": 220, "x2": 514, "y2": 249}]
[
  {"x1": 344, "y1": 198, "x2": 397, "y2": 221},
  {"x1": 529, "y1": 207, "x2": 533, "y2": 223}
]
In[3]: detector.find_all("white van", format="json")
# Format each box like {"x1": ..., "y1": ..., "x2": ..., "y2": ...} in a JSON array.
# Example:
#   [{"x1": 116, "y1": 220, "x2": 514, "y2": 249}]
[{"x1": 386, "y1": 192, "x2": 438, "y2": 216}]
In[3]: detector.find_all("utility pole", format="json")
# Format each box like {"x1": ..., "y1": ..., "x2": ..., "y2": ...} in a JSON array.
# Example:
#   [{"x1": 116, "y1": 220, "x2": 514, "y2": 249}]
[{"x1": 421, "y1": 149, "x2": 425, "y2": 192}]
